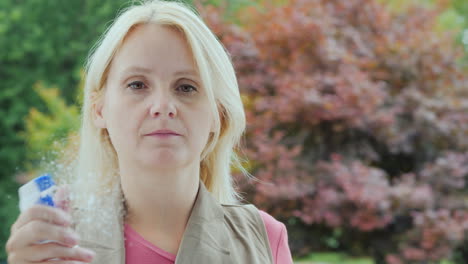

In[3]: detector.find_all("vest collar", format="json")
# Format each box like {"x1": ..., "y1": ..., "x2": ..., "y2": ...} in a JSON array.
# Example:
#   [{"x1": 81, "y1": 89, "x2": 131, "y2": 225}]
[
  {"x1": 175, "y1": 180, "x2": 231, "y2": 263},
  {"x1": 79, "y1": 180, "x2": 232, "y2": 263}
]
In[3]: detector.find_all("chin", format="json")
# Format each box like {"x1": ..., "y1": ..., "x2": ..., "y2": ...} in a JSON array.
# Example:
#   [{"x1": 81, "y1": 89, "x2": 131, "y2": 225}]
[{"x1": 141, "y1": 150, "x2": 186, "y2": 168}]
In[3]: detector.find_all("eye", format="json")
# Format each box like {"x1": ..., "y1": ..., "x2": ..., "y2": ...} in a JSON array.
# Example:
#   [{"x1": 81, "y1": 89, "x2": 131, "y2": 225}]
[
  {"x1": 177, "y1": 84, "x2": 197, "y2": 94},
  {"x1": 127, "y1": 81, "x2": 146, "y2": 90}
]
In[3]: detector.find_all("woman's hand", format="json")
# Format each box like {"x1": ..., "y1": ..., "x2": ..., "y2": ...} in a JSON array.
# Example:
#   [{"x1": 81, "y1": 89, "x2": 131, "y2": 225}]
[{"x1": 6, "y1": 193, "x2": 95, "y2": 263}]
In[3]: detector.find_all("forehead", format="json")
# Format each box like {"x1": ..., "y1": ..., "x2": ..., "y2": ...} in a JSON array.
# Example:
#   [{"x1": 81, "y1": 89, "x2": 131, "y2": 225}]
[{"x1": 110, "y1": 23, "x2": 197, "y2": 77}]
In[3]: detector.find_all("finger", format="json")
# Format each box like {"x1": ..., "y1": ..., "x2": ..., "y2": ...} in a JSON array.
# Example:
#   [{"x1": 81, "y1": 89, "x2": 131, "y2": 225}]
[
  {"x1": 12, "y1": 205, "x2": 72, "y2": 233},
  {"x1": 22, "y1": 261, "x2": 86, "y2": 264},
  {"x1": 22, "y1": 243, "x2": 95, "y2": 263},
  {"x1": 8, "y1": 220, "x2": 79, "y2": 251},
  {"x1": 55, "y1": 185, "x2": 71, "y2": 212},
  {"x1": 8, "y1": 247, "x2": 92, "y2": 264},
  {"x1": 9, "y1": 250, "x2": 93, "y2": 264},
  {"x1": 39, "y1": 262, "x2": 86, "y2": 264},
  {"x1": 7, "y1": 246, "x2": 96, "y2": 264}
]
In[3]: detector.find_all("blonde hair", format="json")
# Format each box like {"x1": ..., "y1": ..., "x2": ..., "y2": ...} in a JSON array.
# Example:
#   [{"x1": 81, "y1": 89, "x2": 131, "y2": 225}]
[{"x1": 76, "y1": 0, "x2": 247, "y2": 205}]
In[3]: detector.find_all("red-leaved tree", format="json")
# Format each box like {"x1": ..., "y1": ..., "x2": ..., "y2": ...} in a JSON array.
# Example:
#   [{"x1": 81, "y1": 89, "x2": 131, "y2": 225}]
[{"x1": 199, "y1": 0, "x2": 468, "y2": 262}]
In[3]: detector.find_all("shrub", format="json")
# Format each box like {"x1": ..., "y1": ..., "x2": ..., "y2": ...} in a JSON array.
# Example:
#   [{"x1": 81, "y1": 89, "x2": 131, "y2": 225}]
[{"x1": 200, "y1": 0, "x2": 468, "y2": 262}]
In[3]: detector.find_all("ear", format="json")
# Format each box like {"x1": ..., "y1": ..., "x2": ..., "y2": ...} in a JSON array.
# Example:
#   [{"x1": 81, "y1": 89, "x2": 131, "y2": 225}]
[{"x1": 92, "y1": 92, "x2": 107, "y2": 129}]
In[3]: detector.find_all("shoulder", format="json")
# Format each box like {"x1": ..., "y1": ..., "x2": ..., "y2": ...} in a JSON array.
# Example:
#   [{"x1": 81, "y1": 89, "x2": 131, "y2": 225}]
[
  {"x1": 258, "y1": 210, "x2": 293, "y2": 264},
  {"x1": 257, "y1": 210, "x2": 286, "y2": 238},
  {"x1": 220, "y1": 203, "x2": 266, "y2": 231},
  {"x1": 220, "y1": 203, "x2": 286, "y2": 237},
  {"x1": 221, "y1": 204, "x2": 293, "y2": 264},
  {"x1": 220, "y1": 203, "x2": 272, "y2": 239},
  {"x1": 221, "y1": 203, "x2": 260, "y2": 220}
]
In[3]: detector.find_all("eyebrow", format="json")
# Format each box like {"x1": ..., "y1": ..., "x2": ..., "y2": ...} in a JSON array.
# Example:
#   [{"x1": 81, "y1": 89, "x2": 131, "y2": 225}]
[{"x1": 121, "y1": 66, "x2": 199, "y2": 77}]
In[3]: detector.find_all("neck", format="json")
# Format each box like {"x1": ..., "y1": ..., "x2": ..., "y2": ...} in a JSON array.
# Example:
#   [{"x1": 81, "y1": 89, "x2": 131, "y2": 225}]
[{"x1": 120, "y1": 162, "x2": 200, "y2": 254}]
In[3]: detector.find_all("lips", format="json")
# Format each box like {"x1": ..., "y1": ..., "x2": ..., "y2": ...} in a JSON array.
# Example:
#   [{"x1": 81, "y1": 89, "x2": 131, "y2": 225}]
[{"x1": 144, "y1": 129, "x2": 181, "y2": 136}]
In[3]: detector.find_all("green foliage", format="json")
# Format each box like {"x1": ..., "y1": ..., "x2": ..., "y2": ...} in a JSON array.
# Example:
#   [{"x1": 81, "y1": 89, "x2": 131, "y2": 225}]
[
  {"x1": 0, "y1": 179, "x2": 19, "y2": 261},
  {"x1": 453, "y1": 0, "x2": 468, "y2": 25},
  {"x1": 377, "y1": 0, "x2": 435, "y2": 12},
  {"x1": 452, "y1": 0, "x2": 468, "y2": 67},
  {"x1": 0, "y1": 0, "x2": 129, "y2": 260},
  {"x1": 452, "y1": 236, "x2": 468, "y2": 264},
  {"x1": 438, "y1": 0, "x2": 468, "y2": 68},
  {"x1": 22, "y1": 82, "x2": 80, "y2": 172},
  {"x1": 436, "y1": 8, "x2": 465, "y2": 31}
]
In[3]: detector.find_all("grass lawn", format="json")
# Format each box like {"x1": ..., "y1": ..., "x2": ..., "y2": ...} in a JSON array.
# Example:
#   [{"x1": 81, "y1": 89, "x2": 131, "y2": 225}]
[
  {"x1": 294, "y1": 252, "x2": 456, "y2": 264},
  {"x1": 294, "y1": 252, "x2": 373, "y2": 264}
]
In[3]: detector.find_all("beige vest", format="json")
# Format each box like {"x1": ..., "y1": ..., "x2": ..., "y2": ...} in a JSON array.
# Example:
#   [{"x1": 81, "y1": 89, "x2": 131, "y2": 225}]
[{"x1": 77, "y1": 181, "x2": 274, "y2": 263}]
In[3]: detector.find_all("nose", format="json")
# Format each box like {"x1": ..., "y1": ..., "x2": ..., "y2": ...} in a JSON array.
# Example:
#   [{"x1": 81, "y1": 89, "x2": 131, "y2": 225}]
[{"x1": 149, "y1": 91, "x2": 177, "y2": 119}]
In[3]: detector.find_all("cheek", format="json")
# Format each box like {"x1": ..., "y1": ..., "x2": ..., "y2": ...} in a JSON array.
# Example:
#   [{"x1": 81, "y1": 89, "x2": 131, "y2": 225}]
[
  {"x1": 103, "y1": 94, "x2": 144, "y2": 146},
  {"x1": 188, "y1": 107, "x2": 214, "y2": 149},
  {"x1": 106, "y1": 91, "x2": 143, "y2": 123}
]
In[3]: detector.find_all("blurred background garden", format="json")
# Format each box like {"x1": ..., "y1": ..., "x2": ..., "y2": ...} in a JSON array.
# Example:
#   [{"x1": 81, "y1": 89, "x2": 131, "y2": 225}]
[{"x1": 1, "y1": 0, "x2": 467, "y2": 263}]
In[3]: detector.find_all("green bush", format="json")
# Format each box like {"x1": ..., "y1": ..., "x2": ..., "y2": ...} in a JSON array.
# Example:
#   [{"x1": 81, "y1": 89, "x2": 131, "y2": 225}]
[
  {"x1": 22, "y1": 82, "x2": 80, "y2": 173},
  {"x1": 0, "y1": 0, "x2": 130, "y2": 259}
]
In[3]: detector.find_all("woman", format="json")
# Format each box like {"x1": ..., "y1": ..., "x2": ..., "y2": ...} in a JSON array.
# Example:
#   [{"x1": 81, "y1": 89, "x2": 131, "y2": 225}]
[{"x1": 6, "y1": 1, "x2": 293, "y2": 263}]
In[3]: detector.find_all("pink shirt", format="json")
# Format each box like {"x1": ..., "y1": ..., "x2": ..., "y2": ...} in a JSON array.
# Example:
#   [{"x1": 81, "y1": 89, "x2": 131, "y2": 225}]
[{"x1": 124, "y1": 210, "x2": 293, "y2": 264}]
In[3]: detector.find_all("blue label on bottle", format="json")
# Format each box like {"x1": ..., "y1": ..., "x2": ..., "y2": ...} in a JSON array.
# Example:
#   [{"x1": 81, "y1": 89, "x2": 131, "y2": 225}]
[
  {"x1": 38, "y1": 195, "x2": 55, "y2": 206},
  {"x1": 34, "y1": 174, "x2": 56, "y2": 207},
  {"x1": 34, "y1": 174, "x2": 55, "y2": 192}
]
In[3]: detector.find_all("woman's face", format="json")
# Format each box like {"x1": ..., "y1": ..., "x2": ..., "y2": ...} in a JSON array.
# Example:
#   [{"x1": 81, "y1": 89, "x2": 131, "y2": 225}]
[{"x1": 94, "y1": 24, "x2": 214, "y2": 170}]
